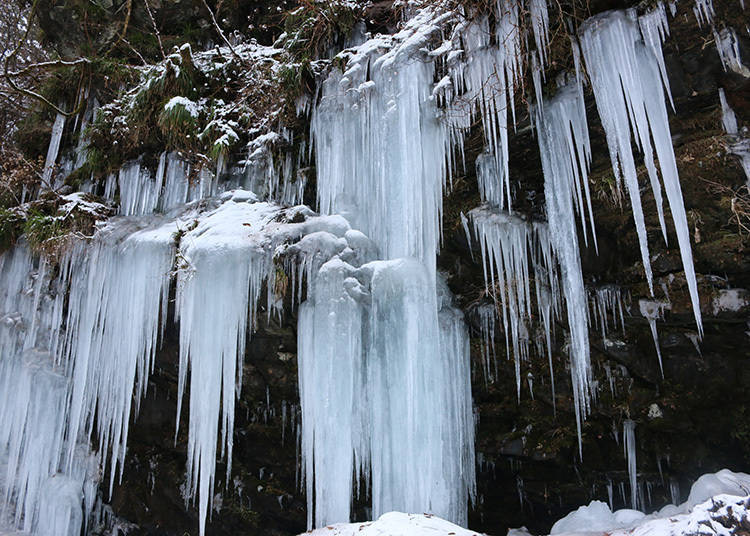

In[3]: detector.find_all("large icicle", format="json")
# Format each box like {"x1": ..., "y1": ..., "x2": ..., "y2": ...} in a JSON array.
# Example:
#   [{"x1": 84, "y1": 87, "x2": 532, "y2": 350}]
[
  {"x1": 0, "y1": 244, "x2": 101, "y2": 535},
  {"x1": 59, "y1": 218, "x2": 177, "y2": 495},
  {"x1": 311, "y1": 13, "x2": 448, "y2": 279},
  {"x1": 175, "y1": 196, "x2": 279, "y2": 536},
  {"x1": 298, "y1": 259, "x2": 475, "y2": 528},
  {"x1": 534, "y1": 81, "x2": 593, "y2": 455},
  {"x1": 580, "y1": 9, "x2": 703, "y2": 334}
]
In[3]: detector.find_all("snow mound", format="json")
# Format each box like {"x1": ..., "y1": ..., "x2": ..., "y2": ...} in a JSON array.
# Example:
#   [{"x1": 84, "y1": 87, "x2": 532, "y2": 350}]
[
  {"x1": 301, "y1": 512, "x2": 484, "y2": 536},
  {"x1": 546, "y1": 469, "x2": 750, "y2": 536}
]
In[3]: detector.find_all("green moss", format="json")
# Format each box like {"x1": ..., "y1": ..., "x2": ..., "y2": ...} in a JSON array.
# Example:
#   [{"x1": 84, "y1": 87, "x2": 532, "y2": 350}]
[
  {"x1": 23, "y1": 209, "x2": 64, "y2": 252},
  {"x1": 158, "y1": 99, "x2": 200, "y2": 151}
]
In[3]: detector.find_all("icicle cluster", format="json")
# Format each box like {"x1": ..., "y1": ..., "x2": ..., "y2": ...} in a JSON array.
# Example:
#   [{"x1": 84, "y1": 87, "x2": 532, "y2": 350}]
[
  {"x1": 579, "y1": 9, "x2": 702, "y2": 334},
  {"x1": 534, "y1": 79, "x2": 594, "y2": 454},
  {"x1": 469, "y1": 206, "x2": 558, "y2": 400},
  {"x1": 588, "y1": 286, "x2": 629, "y2": 339}
]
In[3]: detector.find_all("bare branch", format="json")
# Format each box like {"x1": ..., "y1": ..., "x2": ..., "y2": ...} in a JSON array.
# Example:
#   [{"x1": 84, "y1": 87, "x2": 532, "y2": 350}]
[{"x1": 200, "y1": 0, "x2": 246, "y2": 66}]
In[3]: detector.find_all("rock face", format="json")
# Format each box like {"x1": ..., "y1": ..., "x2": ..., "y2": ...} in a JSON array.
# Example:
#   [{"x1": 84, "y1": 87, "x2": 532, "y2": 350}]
[{"x1": 6, "y1": 1, "x2": 750, "y2": 536}]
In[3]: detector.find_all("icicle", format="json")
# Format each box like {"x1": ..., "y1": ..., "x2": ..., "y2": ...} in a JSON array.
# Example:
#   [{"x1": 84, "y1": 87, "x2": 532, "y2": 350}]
[
  {"x1": 639, "y1": 299, "x2": 670, "y2": 374},
  {"x1": 477, "y1": 303, "x2": 497, "y2": 385},
  {"x1": 623, "y1": 419, "x2": 637, "y2": 510},
  {"x1": 580, "y1": 10, "x2": 702, "y2": 335},
  {"x1": 175, "y1": 199, "x2": 280, "y2": 536},
  {"x1": 638, "y1": 2, "x2": 674, "y2": 109},
  {"x1": 693, "y1": 0, "x2": 714, "y2": 26},
  {"x1": 718, "y1": 88, "x2": 750, "y2": 189},
  {"x1": 607, "y1": 478, "x2": 614, "y2": 510},
  {"x1": 528, "y1": 0, "x2": 550, "y2": 67},
  {"x1": 714, "y1": 28, "x2": 750, "y2": 77},
  {"x1": 42, "y1": 113, "x2": 66, "y2": 187},
  {"x1": 720, "y1": 89, "x2": 739, "y2": 135},
  {"x1": 311, "y1": 18, "x2": 448, "y2": 282},
  {"x1": 670, "y1": 478, "x2": 680, "y2": 505},
  {"x1": 299, "y1": 260, "x2": 475, "y2": 528},
  {"x1": 535, "y1": 81, "x2": 595, "y2": 455},
  {"x1": 470, "y1": 206, "x2": 555, "y2": 400}
]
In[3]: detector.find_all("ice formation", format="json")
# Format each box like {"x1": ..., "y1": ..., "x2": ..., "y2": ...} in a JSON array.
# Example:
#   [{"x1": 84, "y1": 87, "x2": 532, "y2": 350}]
[
  {"x1": 714, "y1": 28, "x2": 750, "y2": 78},
  {"x1": 42, "y1": 113, "x2": 66, "y2": 188},
  {"x1": 579, "y1": 9, "x2": 702, "y2": 334},
  {"x1": 588, "y1": 286, "x2": 628, "y2": 339},
  {"x1": 693, "y1": 0, "x2": 714, "y2": 26},
  {"x1": 719, "y1": 88, "x2": 750, "y2": 189},
  {"x1": 623, "y1": 420, "x2": 637, "y2": 509},
  {"x1": 638, "y1": 299, "x2": 671, "y2": 374},
  {"x1": 469, "y1": 206, "x2": 555, "y2": 400},
  {"x1": 534, "y1": 81, "x2": 594, "y2": 453}
]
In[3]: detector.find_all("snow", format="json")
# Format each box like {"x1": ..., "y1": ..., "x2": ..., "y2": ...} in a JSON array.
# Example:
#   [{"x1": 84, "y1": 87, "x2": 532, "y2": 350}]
[
  {"x1": 164, "y1": 96, "x2": 200, "y2": 118},
  {"x1": 301, "y1": 512, "x2": 484, "y2": 536},
  {"x1": 580, "y1": 9, "x2": 702, "y2": 335},
  {"x1": 548, "y1": 469, "x2": 750, "y2": 536}
]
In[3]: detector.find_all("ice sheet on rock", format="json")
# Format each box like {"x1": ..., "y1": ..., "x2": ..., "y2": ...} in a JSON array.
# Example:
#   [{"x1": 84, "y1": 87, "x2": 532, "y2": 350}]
[{"x1": 580, "y1": 9, "x2": 702, "y2": 334}]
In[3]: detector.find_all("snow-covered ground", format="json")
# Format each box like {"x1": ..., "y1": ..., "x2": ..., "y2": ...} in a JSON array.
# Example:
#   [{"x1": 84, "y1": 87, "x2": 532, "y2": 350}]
[{"x1": 300, "y1": 470, "x2": 750, "y2": 536}]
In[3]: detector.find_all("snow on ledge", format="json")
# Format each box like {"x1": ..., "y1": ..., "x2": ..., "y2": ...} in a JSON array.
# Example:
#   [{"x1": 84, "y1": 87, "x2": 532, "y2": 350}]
[{"x1": 300, "y1": 512, "x2": 485, "y2": 536}]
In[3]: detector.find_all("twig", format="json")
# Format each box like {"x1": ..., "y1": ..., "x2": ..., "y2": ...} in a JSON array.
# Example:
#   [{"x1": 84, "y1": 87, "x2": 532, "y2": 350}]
[
  {"x1": 200, "y1": 0, "x2": 246, "y2": 66},
  {"x1": 143, "y1": 0, "x2": 166, "y2": 60}
]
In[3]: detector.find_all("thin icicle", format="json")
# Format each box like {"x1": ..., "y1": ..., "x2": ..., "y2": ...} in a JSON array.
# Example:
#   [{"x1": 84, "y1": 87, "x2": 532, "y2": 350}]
[
  {"x1": 42, "y1": 113, "x2": 66, "y2": 187},
  {"x1": 693, "y1": 0, "x2": 714, "y2": 26},
  {"x1": 623, "y1": 419, "x2": 637, "y2": 510},
  {"x1": 638, "y1": 2, "x2": 674, "y2": 109}
]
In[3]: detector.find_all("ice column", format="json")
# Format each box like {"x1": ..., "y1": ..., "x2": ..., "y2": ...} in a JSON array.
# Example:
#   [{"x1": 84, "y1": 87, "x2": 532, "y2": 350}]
[{"x1": 311, "y1": 44, "x2": 446, "y2": 280}]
